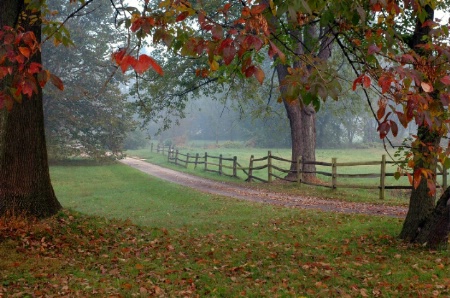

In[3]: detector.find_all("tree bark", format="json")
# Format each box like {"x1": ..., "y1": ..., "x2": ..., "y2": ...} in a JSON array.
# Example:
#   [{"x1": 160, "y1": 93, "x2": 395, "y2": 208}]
[
  {"x1": 0, "y1": 0, "x2": 62, "y2": 218},
  {"x1": 276, "y1": 65, "x2": 316, "y2": 182},
  {"x1": 414, "y1": 186, "x2": 450, "y2": 249}
]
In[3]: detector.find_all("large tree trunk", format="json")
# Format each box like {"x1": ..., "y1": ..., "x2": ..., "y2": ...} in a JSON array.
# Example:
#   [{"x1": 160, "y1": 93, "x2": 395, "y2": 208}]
[
  {"x1": 0, "y1": 1, "x2": 62, "y2": 218},
  {"x1": 276, "y1": 65, "x2": 316, "y2": 182},
  {"x1": 414, "y1": 186, "x2": 450, "y2": 249},
  {"x1": 398, "y1": 5, "x2": 450, "y2": 248}
]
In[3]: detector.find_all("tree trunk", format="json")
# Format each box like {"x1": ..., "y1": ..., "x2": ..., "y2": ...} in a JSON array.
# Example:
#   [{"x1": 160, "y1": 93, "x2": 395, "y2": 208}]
[
  {"x1": 397, "y1": 5, "x2": 450, "y2": 248},
  {"x1": 414, "y1": 186, "x2": 450, "y2": 249},
  {"x1": 0, "y1": 0, "x2": 62, "y2": 218},
  {"x1": 276, "y1": 65, "x2": 316, "y2": 182}
]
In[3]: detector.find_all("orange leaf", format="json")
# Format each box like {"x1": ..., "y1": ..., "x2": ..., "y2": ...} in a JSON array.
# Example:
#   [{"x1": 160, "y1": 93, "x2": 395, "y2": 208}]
[
  {"x1": 50, "y1": 73, "x2": 64, "y2": 91},
  {"x1": 250, "y1": 4, "x2": 267, "y2": 14},
  {"x1": 133, "y1": 54, "x2": 163, "y2": 75},
  {"x1": 119, "y1": 55, "x2": 137, "y2": 73},
  {"x1": 19, "y1": 47, "x2": 31, "y2": 58},
  {"x1": 362, "y1": 75, "x2": 371, "y2": 88},
  {"x1": 413, "y1": 169, "x2": 422, "y2": 189},
  {"x1": 176, "y1": 11, "x2": 189, "y2": 22},
  {"x1": 254, "y1": 66, "x2": 265, "y2": 84}
]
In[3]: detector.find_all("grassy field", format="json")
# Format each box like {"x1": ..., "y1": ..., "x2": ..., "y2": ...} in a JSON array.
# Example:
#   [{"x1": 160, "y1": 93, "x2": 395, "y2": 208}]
[
  {"x1": 1, "y1": 161, "x2": 449, "y2": 297},
  {"x1": 127, "y1": 145, "x2": 419, "y2": 205}
]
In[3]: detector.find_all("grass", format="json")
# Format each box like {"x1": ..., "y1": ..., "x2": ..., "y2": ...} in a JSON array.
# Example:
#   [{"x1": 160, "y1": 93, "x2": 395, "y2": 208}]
[
  {"x1": 1, "y1": 161, "x2": 449, "y2": 297},
  {"x1": 127, "y1": 146, "x2": 415, "y2": 205}
]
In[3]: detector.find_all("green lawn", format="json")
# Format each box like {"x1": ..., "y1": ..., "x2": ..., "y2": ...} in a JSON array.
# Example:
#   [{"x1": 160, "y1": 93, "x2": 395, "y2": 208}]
[{"x1": 1, "y1": 161, "x2": 449, "y2": 297}]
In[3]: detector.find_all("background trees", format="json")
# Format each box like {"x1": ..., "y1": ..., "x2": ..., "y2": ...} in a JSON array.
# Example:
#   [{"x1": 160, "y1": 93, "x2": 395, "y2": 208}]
[{"x1": 43, "y1": 0, "x2": 134, "y2": 160}]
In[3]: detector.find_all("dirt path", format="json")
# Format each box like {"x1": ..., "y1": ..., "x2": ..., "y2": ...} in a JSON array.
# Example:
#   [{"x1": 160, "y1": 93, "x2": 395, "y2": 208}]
[{"x1": 119, "y1": 157, "x2": 407, "y2": 218}]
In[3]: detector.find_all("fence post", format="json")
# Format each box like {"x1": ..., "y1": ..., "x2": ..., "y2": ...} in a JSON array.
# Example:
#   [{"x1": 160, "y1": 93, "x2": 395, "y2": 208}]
[
  {"x1": 157, "y1": 144, "x2": 160, "y2": 153},
  {"x1": 296, "y1": 155, "x2": 302, "y2": 184},
  {"x1": 195, "y1": 153, "x2": 199, "y2": 169},
  {"x1": 380, "y1": 154, "x2": 386, "y2": 200},
  {"x1": 175, "y1": 150, "x2": 179, "y2": 165},
  {"x1": 268, "y1": 151, "x2": 272, "y2": 183},
  {"x1": 150, "y1": 143, "x2": 153, "y2": 153},
  {"x1": 204, "y1": 152, "x2": 208, "y2": 171},
  {"x1": 248, "y1": 155, "x2": 254, "y2": 182},
  {"x1": 219, "y1": 154, "x2": 223, "y2": 175},
  {"x1": 162, "y1": 145, "x2": 165, "y2": 155},
  {"x1": 332, "y1": 158, "x2": 337, "y2": 189},
  {"x1": 186, "y1": 153, "x2": 190, "y2": 168},
  {"x1": 233, "y1": 156, "x2": 237, "y2": 177},
  {"x1": 168, "y1": 147, "x2": 171, "y2": 162}
]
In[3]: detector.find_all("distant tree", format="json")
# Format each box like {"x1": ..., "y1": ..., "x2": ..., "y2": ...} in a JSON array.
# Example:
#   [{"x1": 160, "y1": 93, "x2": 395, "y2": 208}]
[{"x1": 43, "y1": 0, "x2": 133, "y2": 160}]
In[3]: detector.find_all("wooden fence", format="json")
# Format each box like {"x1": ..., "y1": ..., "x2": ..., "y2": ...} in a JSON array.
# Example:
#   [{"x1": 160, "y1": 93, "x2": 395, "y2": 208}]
[{"x1": 150, "y1": 144, "x2": 448, "y2": 200}]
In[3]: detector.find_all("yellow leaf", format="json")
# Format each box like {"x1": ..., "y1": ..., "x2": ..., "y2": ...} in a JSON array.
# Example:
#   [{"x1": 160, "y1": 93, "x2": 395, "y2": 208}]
[{"x1": 210, "y1": 60, "x2": 219, "y2": 71}]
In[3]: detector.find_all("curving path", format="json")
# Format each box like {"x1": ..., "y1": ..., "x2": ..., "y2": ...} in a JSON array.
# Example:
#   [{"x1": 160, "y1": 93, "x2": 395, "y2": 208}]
[{"x1": 119, "y1": 157, "x2": 407, "y2": 218}]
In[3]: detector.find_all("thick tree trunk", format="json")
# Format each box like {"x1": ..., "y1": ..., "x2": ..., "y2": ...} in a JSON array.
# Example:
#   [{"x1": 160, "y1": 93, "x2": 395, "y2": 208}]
[
  {"x1": 276, "y1": 65, "x2": 316, "y2": 182},
  {"x1": 399, "y1": 126, "x2": 444, "y2": 246},
  {"x1": 0, "y1": 0, "x2": 61, "y2": 218},
  {"x1": 398, "y1": 5, "x2": 450, "y2": 248},
  {"x1": 414, "y1": 186, "x2": 450, "y2": 249}
]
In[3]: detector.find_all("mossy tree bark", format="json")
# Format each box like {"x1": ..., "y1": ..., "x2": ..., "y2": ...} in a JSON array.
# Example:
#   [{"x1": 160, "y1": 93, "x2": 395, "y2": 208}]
[{"x1": 0, "y1": 0, "x2": 62, "y2": 218}]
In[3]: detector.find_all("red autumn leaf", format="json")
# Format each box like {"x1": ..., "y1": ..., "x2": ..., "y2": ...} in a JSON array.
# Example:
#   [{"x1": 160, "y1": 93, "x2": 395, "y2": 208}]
[
  {"x1": 362, "y1": 75, "x2": 371, "y2": 88},
  {"x1": 21, "y1": 31, "x2": 37, "y2": 48},
  {"x1": 378, "y1": 75, "x2": 392, "y2": 93},
  {"x1": 3, "y1": 33, "x2": 14, "y2": 45},
  {"x1": 212, "y1": 25, "x2": 223, "y2": 40},
  {"x1": 0, "y1": 67, "x2": 11, "y2": 80},
  {"x1": 268, "y1": 41, "x2": 285, "y2": 63},
  {"x1": 250, "y1": 4, "x2": 267, "y2": 14},
  {"x1": 28, "y1": 62, "x2": 42, "y2": 74},
  {"x1": 377, "y1": 101, "x2": 386, "y2": 120},
  {"x1": 130, "y1": 18, "x2": 144, "y2": 32},
  {"x1": 176, "y1": 11, "x2": 190, "y2": 22},
  {"x1": 372, "y1": 3, "x2": 382, "y2": 11},
  {"x1": 244, "y1": 65, "x2": 256, "y2": 78},
  {"x1": 222, "y1": 3, "x2": 232, "y2": 13},
  {"x1": 368, "y1": 44, "x2": 381, "y2": 55},
  {"x1": 440, "y1": 93, "x2": 450, "y2": 106},
  {"x1": 19, "y1": 47, "x2": 31, "y2": 58},
  {"x1": 243, "y1": 35, "x2": 263, "y2": 51},
  {"x1": 218, "y1": 38, "x2": 233, "y2": 52},
  {"x1": 413, "y1": 169, "x2": 422, "y2": 189},
  {"x1": 50, "y1": 73, "x2": 64, "y2": 91},
  {"x1": 440, "y1": 75, "x2": 450, "y2": 85},
  {"x1": 377, "y1": 121, "x2": 390, "y2": 139},
  {"x1": 133, "y1": 54, "x2": 163, "y2": 75},
  {"x1": 119, "y1": 55, "x2": 137, "y2": 73},
  {"x1": 21, "y1": 77, "x2": 38, "y2": 98},
  {"x1": 112, "y1": 49, "x2": 126, "y2": 64},
  {"x1": 254, "y1": 66, "x2": 265, "y2": 84},
  {"x1": 352, "y1": 76, "x2": 362, "y2": 91},
  {"x1": 222, "y1": 44, "x2": 236, "y2": 65},
  {"x1": 390, "y1": 120, "x2": 398, "y2": 137}
]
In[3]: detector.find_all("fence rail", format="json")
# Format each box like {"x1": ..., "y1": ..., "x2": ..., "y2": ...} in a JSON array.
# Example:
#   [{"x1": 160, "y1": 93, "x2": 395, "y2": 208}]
[{"x1": 150, "y1": 143, "x2": 448, "y2": 199}]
